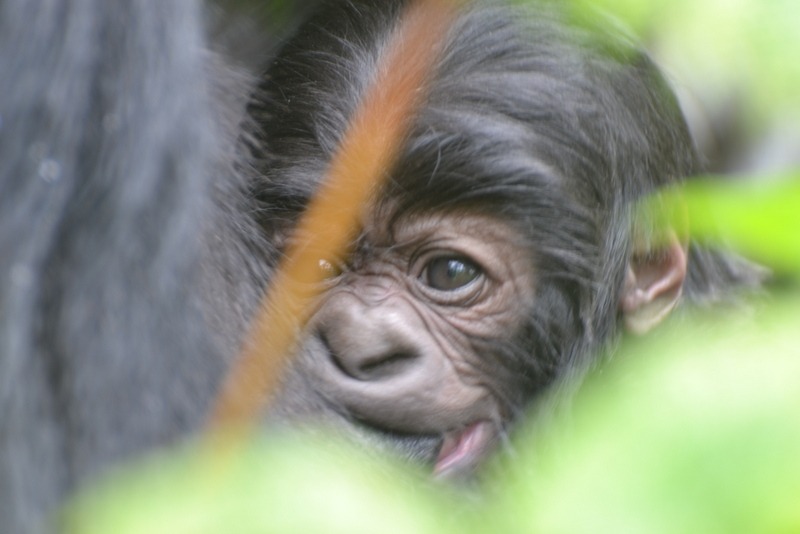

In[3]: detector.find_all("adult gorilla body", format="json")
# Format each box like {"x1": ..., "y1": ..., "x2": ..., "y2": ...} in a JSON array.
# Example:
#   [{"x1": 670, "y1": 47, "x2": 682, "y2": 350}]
[
  {"x1": 0, "y1": 0, "x2": 756, "y2": 532},
  {"x1": 0, "y1": 2, "x2": 278, "y2": 531}
]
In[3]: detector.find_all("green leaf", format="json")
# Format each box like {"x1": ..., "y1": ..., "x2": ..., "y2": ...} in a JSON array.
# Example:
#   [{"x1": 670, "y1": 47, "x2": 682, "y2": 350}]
[
  {"x1": 63, "y1": 435, "x2": 459, "y2": 534},
  {"x1": 640, "y1": 173, "x2": 800, "y2": 272},
  {"x1": 491, "y1": 300, "x2": 800, "y2": 533}
]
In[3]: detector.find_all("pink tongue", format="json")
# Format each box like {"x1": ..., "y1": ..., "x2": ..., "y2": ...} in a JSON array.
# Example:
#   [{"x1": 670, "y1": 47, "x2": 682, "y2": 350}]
[{"x1": 433, "y1": 421, "x2": 490, "y2": 475}]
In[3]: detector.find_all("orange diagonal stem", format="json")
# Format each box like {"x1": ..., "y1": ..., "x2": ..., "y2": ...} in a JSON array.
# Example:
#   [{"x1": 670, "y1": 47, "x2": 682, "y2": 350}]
[{"x1": 210, "y1": 0, "x2": 461, "y2": 434}]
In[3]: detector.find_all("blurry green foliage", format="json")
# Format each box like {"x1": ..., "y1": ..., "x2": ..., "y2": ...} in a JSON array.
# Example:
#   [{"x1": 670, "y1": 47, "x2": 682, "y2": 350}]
[
  {"x1": 64, "y1": 437, "x2": 453, "y2": 534},
  {"x1": 491, "y1": 300, "x2": 800, "y2": 533},
  {"x1": 642, "y1": 172, "x2": 800, "y2": 272},
  {"x1": 568, "y1": 0, "x2": 800, "y2": 123}
]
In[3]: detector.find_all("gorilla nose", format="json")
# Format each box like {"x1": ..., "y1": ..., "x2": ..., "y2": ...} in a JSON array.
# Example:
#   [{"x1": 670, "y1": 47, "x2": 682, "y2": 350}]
[
  {"x1": 326, "y1": 334, "x2": 421, "y2": 381},
  {"x1": 318, "y1": 302, "x2": 424, "y2": 382},
  {"x1": 310, "y1": 289, "x2": 445, "y2": 389},
  {"x1": 310, "y1": 292, "x2": 486, "y2": 433}
]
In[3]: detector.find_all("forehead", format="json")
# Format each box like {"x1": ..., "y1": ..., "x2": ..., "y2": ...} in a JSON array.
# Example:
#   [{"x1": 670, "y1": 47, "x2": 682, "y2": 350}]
[{"x1": 360, "y1": 206, "x2": 530, "y2": 250}]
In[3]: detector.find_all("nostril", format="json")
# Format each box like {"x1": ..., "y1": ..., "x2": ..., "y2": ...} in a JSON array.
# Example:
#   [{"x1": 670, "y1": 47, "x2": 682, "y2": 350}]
[
  {"x1": 356, "y1": 351, "x2": 419, "y2": 380},
  {"x1": 318, "y1": 332, "x2": 349, "y2": 376},
  {"x1": 318, "y1": 330, "x2": 420, "y2": 381}
]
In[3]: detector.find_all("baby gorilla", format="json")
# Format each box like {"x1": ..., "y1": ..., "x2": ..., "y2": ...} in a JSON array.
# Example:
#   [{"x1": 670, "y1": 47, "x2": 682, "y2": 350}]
[
  {"x1": 248, "y1": 0, "x2": 756, "y2": 477},
  {"x1": 0, "y1": 1, "x2": 762, "y2": 530},
  {"x1": 308, "y1": 213, "x2": 535, "y2": 475}
]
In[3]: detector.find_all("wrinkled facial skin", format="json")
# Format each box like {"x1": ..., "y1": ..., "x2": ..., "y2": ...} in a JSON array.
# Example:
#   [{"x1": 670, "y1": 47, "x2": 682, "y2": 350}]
[{"x1": 270, "y1": 212, "x2": 535, "y2": 478}]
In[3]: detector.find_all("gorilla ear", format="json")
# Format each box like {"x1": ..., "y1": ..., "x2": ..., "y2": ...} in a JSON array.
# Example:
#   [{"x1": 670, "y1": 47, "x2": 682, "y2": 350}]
[{"x1": 620, "y1": 232, "x2": 687, "y2": 334}]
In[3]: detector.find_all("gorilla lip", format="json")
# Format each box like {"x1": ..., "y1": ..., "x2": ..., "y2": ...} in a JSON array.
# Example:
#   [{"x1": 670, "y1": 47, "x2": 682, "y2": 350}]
[{"x1": 433, "y1": 421, "x2": 495, "y2": 475}]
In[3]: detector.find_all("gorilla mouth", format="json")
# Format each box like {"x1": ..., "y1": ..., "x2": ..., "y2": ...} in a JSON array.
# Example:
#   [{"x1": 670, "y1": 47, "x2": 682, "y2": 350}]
[
  {"x1": 434, "y1": 420, "x2": 497, "y2": 477},
  {"x1": 350, "y1": 416, "x2": 498, "y2": 477}
]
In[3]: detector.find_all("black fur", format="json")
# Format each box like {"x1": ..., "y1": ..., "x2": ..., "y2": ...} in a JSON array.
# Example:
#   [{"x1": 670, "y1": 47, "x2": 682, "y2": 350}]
[{"x1": 0, "y1": 1, "x2": 280, "y2": 531}]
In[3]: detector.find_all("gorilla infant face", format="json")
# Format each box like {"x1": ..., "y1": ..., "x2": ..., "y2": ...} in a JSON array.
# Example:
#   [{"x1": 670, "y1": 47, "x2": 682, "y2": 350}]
[
  {"x1": 252, "y1": 0, "x2": 715, "y2": 480},
  {"x1": 273, "y1": 212, "x2": 535, "y2": 476}
]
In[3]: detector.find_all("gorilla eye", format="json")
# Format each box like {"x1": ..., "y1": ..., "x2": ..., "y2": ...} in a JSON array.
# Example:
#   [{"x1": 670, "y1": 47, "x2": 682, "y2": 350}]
[{"x1": 424, "y1": 257, "x2": 481, "y2": 291}]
